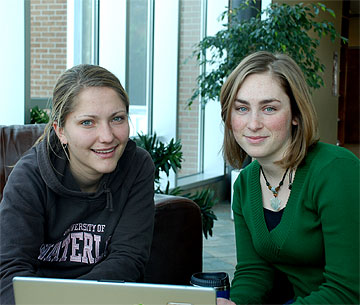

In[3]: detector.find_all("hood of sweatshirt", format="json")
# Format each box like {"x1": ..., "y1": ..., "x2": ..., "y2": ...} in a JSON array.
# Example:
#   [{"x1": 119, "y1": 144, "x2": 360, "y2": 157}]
[{"x1": 36, "y1": 131, "x2": 138, "y2": 212}]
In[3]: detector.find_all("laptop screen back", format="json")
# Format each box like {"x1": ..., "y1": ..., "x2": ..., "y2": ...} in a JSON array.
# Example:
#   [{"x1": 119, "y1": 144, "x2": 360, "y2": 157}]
[{"x1": 13, "y1": 276, "x2": 217, "y2": 305}]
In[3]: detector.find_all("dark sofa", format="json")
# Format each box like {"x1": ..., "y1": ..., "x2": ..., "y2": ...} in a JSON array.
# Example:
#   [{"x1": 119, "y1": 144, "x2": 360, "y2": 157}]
[{"x1": 0, "y1": 124, "x2": 203, "y2": 285}]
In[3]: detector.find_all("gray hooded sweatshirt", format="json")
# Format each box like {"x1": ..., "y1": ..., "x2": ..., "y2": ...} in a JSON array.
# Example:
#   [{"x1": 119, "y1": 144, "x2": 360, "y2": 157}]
[{"x1": 0, "y1": 132, "x2": 155, "y2": 305}]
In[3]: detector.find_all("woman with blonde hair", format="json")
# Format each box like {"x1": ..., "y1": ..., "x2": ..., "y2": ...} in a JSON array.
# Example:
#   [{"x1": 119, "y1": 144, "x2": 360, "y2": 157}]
[
  {"x1": 0, "y1": 64, "x2": 155, "y2": 305},
  {"x1": 217, "y1": 51, "x2": 359, "y2": 304}
]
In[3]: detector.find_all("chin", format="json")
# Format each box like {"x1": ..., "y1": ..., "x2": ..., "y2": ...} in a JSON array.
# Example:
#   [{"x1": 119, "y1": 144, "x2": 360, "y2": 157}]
[
  {"x1": 96, "y1": 163, "x2": 118, "y2": 175},
  {"x1": 243, "y1": 148, "x2": 266, "y2": 158}
]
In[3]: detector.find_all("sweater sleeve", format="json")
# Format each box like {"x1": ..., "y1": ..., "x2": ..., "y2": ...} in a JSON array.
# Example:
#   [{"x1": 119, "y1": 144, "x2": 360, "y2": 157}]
[
  {"x1": 0, "y1": 155, "x2": 46, "y2": 305},
  {"x1": 78, "y1": 151, "x2": 155, "y2": 282},
  {"x1": 230, "y1": 176, "x2": 276, "y2": 305},
  {"x1": 293, "y1": 157, "x2": 359, "y2": 304}
]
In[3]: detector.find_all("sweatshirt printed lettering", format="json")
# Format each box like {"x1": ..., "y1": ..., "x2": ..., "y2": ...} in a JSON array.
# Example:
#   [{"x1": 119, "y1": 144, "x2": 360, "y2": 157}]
[{"x1": 38, "y1": 223, "x2": 110, "y2": 264}]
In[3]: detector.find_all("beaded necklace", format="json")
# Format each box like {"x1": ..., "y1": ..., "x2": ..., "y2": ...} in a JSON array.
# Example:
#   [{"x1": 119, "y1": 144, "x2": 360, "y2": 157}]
[{"x1": 260, "y1": 167, "x2": 292, "y2": 211}]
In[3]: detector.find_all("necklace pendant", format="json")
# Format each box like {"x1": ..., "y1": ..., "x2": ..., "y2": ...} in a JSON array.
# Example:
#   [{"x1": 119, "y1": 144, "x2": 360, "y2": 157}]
[{"x1": 270, "y1": 197, "x2": 281, "y2": 211}]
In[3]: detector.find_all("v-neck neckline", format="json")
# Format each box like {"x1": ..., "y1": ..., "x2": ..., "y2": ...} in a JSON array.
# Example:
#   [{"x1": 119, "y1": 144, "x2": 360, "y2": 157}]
[
  {"x1": 242, "y1": 145, "x2": 317, "y2": 258},
  {"x1": 249, "y1": 161, "x2": 300, "y2": 250}
]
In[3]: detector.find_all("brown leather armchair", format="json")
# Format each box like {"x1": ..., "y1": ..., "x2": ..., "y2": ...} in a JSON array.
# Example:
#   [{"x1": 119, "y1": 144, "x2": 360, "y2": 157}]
[{"x1": 0, "y1": 124, "x2": 202, "y2": 285}]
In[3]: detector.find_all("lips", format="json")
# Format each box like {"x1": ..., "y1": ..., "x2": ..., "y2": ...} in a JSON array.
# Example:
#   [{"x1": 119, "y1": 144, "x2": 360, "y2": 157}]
[
  {"x1": 245, "y1": 136, "x2": 268, "y2": 144},
  {"x1": 91, "y1": 145, "x2": 117, "y2": 154}
]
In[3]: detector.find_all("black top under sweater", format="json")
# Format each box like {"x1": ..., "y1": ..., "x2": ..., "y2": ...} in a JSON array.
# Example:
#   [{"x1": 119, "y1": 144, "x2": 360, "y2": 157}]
[{"x1": 264, "y1": 208, "x2": 284, "y2": 231}]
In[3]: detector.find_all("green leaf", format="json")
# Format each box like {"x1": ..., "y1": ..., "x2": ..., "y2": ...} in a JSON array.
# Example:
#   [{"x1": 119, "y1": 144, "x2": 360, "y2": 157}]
[
  {"x1": 30, "y1": 106, "x2": 50, "y2": 124},
  {"x1": 320, "y1": 4, "x2": 326, "y2": 12},
  {"x1": 327, "y1": 8, "x2": 336, "y2": 18},
  {"x1": 188, "y1": 1, "x2": 342, "y2": 106}
]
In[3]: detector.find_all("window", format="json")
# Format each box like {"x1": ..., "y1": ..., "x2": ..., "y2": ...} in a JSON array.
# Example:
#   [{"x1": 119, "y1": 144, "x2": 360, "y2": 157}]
[
  {"x1": 177, "y1": 0, "x2": 227, "y2": 185},
  {"x1": 28, "y1": 0, "x2": 227, "y2": 189},
  {"x1": 126, "y1": 0, "x2": 150, "y2": 137},
  {"x1": 29, "y1": 0, "x2": 67, "y2": 122}
]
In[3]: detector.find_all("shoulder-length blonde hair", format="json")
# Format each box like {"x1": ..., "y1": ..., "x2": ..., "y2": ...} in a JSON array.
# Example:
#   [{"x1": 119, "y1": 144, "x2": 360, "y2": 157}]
[{"x1": 220, "y1": 51, "x2": 319, "y2": 169}]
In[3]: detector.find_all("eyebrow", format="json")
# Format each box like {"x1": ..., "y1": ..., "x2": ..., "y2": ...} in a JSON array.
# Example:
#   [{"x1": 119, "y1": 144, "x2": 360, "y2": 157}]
[
  {"x1": 76, "y1": 110, "x2": 127, "y2": 119},
  {"x1": 234, "y1": 98, "x2": 281, "y2": 105}
]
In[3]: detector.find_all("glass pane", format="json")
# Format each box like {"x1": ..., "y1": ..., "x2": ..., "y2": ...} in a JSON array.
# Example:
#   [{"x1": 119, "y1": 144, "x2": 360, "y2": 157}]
[
  {"x1": 80, "y1": 0, "x2": 94, "y2": 63},
  {"x1": 72, "y1": 0, "x2": 97, "y2": 65},
  {"x1": 127, "y1": 0, "x2": 149, "y2": 136},
  {"x1": 127, "y1": 0, "x2": 147, "y2": 107}
]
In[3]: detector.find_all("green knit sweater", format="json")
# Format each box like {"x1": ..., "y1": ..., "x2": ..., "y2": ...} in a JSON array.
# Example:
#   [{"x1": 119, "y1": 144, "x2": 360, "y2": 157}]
[{"x1": 231, "y1": 142, "x2": 359, "y2": 304}]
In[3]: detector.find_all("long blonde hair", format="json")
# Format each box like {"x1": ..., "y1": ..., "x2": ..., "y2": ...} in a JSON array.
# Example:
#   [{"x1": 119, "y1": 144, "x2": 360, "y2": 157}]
[{"x1": 220, "y1": 51, "x2": 319, "y2": 169}]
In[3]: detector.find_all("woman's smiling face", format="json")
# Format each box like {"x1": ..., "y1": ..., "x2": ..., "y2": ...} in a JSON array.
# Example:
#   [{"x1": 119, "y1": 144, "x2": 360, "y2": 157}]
[
  {"x1": 54, "y1": 86, "x2": 129, "y2": 185},
  {"x1": 230, "y1": 72, "x2": 298, "y2": 164}
]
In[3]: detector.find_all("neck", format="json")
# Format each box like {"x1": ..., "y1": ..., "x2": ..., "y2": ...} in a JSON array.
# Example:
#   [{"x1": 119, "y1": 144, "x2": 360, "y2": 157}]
[
  {"x1": 260, "y1": 163, "x2": 295, "y2": 211},
  {"x1": 259, "y1": 162, "x2": 296, "y2": 193},
  {"x1": 69, "y1": 165, "x2": 102, "y2": 193},
  {"x1": 259, "y1": 162, "x2": 285, "y2": 181}
]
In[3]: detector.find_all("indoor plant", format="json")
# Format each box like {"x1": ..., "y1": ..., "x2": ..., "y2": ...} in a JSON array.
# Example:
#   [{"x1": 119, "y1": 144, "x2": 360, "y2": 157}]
[
  {"x1": 132, "y1": 132, "x2": 183, "y2": 194},
  {"x1": 30, "y1": 106, "x2": 50, "y2": 124},
  {"x1": 188, "y1": 1, "x2": 346, "y2": 107},
  {"x1": 133, "y1": 133, "x2": 218, "y2": 238}
]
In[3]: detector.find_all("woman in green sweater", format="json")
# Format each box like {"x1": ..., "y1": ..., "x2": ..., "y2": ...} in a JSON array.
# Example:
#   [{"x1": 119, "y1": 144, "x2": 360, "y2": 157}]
[{"x1": 217, "y1": 51, "x2": 359, "y2": 305}]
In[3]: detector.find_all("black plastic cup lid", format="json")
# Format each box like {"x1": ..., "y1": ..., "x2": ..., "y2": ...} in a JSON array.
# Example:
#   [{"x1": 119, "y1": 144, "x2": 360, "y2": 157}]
[{"x1": 190, "y1": 272, "x2": 230, "y2": 288}]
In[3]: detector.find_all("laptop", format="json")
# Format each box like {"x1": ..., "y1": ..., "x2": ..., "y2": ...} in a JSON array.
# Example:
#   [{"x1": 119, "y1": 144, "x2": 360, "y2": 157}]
[{"x1": 13, "y1": 276, "x2": 216, "y2": 305}]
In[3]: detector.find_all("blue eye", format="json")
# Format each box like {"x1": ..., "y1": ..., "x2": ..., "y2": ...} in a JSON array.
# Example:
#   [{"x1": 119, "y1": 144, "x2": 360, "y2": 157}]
[
  {"x1": 264, "y1": 107, "x2": 276, "y2": 113},
  {"x1": 81, "y1": 120, "x2": 93, "y2": 126},
  {"x1": 235, "y1": 106, "x2": 248, "y2": 112},
  {"x1": 112, "y1": 116, "x2": 125, "y2": 123}
]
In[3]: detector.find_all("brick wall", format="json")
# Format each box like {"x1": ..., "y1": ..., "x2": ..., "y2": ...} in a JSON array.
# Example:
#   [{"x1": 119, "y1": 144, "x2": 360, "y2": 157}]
[
  {"x1": 177, "y1": 0, "x2": 202, "y2": 177},
  {"x1": 30, "y1": 0, "x2": 67, "y2": 98}
]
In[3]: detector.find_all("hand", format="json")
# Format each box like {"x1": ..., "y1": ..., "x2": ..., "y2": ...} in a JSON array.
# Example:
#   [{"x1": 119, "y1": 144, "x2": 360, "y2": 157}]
[{"x1": 217, "y1": 297, "x2": 236, "y2": 305}]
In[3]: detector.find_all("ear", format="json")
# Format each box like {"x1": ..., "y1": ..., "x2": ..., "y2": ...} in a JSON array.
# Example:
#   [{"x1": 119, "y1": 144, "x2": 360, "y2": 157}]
[
  {"x1": 292, "y1": 116, "x2": 299, "y2": 126},
  {"x1": 53, "y1": 121, "x2": 67, "y2": 145}
]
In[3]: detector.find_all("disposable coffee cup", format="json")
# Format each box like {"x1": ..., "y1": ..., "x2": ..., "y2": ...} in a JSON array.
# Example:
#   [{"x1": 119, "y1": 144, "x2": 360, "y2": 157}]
[{"x1": 190, "y1": 272, "x2": 230, "y2": 299}]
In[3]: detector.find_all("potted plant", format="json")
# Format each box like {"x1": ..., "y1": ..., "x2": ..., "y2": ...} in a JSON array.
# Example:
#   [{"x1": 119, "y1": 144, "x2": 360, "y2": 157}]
[
  {"x1": 133, "y1": 133, "x2": 218, "y2": 238},
  {"x1": 188, "y1": 1, "x2": 346, "y2": 107},
  {"x1": 132, "y1": 132, "x2": 183, "y2": 194}
]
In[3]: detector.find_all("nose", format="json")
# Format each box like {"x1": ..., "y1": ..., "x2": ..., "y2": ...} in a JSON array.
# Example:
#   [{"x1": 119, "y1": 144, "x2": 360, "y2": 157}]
[
  {"x1": 98, "y1": 123, "x2": 114, "y2": 143},
  {"x1": 247, "y1": 112, "x2": 263, "y2": 131}
]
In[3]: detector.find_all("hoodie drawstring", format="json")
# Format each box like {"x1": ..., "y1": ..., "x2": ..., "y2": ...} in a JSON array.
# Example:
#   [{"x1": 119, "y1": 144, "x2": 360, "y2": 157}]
[{"x1": 104, "y1": 187, "x2": 114, "y2": 212}]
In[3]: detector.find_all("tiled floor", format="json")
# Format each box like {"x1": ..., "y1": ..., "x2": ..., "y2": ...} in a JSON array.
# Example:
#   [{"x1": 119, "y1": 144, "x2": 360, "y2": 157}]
[{"x1": 202, "y1": 201, "x2": 237, "y2": 282}]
